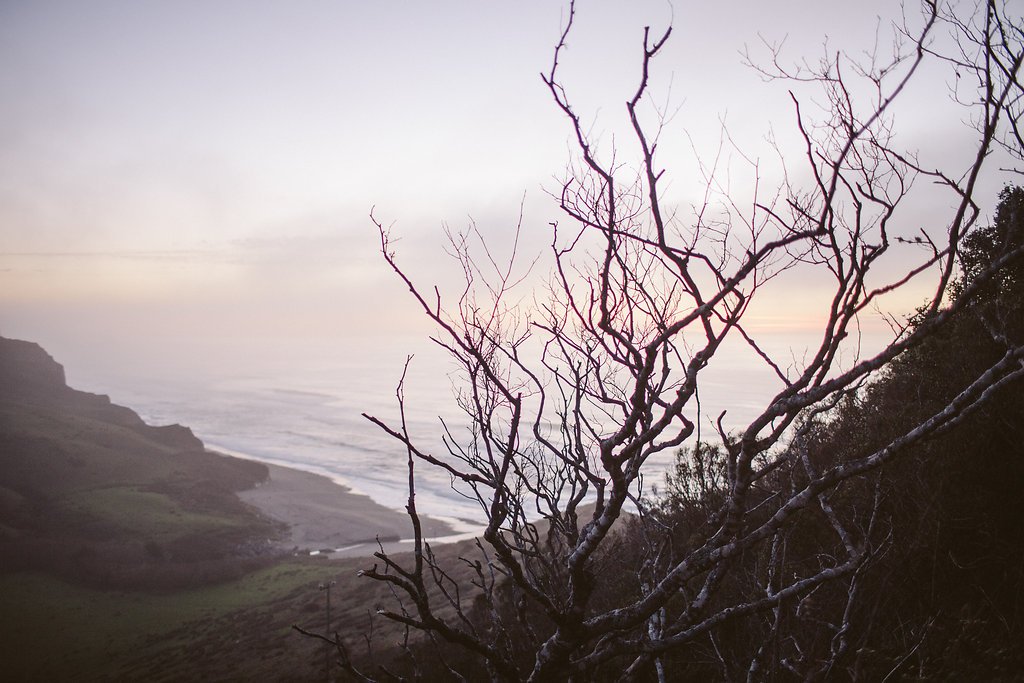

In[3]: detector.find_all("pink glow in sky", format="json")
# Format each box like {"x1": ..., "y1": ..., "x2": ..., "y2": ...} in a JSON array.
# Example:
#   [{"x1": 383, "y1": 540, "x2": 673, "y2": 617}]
[{"x1": 0, "y1": 0, "x2": 1015, "y2": 376}]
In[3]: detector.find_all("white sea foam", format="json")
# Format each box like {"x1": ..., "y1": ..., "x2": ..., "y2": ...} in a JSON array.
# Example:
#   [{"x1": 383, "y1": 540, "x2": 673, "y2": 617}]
[{"x1": 60, "y1": 333, "x2": 842, "y2": 526}]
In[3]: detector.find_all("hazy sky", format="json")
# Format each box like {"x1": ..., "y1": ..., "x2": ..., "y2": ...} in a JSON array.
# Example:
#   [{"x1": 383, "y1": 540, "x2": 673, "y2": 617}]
[{"x1": 0, "y1": 0, "x2": 1013, "y2": 379}]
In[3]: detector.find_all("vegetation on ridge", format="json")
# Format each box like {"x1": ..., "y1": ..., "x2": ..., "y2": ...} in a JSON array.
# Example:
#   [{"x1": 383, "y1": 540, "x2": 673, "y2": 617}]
[
  {"x1": 344, "y1": 0, "x2": 1024, "y2": 677},
  {"x1": 0, "y1": 335, "x2": 279, "y2": 590}
]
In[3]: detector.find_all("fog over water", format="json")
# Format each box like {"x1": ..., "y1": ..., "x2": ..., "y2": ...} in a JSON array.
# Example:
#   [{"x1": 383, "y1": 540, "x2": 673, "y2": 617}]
[{"x1": 43, "y1": 327, "x2": 887, "y2": 527}]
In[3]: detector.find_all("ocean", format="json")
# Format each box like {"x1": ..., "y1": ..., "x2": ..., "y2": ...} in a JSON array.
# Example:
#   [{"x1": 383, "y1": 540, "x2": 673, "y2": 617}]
[{"x1": 54, "y1": 330, "x2": 837, "y2": 529}]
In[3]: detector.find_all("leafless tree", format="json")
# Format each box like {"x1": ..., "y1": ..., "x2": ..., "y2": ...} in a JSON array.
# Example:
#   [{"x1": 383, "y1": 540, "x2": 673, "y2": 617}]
[{"x1": 347, "y1": 1, "x2": 1024, "y2": 680}]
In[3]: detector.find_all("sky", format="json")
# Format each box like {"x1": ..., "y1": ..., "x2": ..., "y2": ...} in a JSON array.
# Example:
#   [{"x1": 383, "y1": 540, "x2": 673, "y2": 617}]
[{"x1": 0, "y1": 0, "x2": 1015, "y2": 384}]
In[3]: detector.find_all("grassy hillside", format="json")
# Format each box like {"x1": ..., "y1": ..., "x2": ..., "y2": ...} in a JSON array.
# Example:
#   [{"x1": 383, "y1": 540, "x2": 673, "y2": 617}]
[
  {"x1": 0, "y1": 336, "x2": 486, "y2": 680},
  {"x1": 0, "y1": 559, "x2": 338, "y2": 681},
  {"x1": 1, "y1": 535, "x2": 485, "y2": 681},
  {"x1": 0, "y1": 337, "x2": 283, "y2": 590}
]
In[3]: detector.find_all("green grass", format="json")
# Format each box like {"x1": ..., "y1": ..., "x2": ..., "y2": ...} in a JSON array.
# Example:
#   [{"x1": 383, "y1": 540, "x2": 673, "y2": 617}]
[
  {"x1": 60, "y1": 485, "x2": 245, "y2": 541},
  {"x1": 0, "y1": 560, "x2": 344, "y2": 681},
  {"x1": 0, "y1": 403, "x2": 183, "y2": 496},
  {"x1": 0, "y1": 539, "x2": 480, "y2": 680}
]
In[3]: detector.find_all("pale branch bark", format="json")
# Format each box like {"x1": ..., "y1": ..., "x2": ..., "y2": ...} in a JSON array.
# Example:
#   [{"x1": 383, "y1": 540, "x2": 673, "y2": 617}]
[{"x1": 349, "y1": 0, "x2": 1024, "y2": 680}]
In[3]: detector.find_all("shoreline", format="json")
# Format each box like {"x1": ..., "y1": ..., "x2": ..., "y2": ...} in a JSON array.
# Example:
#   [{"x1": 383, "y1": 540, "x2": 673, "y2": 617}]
[
  {"x1": 215, "y1": 448, "x2": 484, "y2": 535},
  {"x1": 233, "y1": 459, "x2": 466, "y2": 555}
]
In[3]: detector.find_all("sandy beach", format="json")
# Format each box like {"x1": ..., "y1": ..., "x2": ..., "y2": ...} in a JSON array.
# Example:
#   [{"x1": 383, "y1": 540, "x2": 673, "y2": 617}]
[{"x1": 237, "y1": 461, "x2": 457, "y2": 555}]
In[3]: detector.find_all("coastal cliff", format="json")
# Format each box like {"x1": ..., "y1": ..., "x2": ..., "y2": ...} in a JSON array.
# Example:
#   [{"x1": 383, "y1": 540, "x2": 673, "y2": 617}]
[
  {"x1": 0, "y1": 336, "x2": 206, "y2": 452},
  {"x1": 0, "y1": 335, "x2": 277, "y2": 588},
  {"x1": 0, "y1": 336, "x2": 461, "y2": 680}
]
